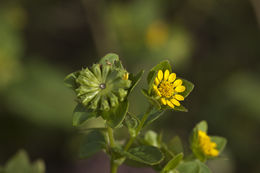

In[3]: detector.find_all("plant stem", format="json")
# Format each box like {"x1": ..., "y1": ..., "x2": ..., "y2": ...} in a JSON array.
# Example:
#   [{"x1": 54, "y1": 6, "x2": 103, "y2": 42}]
[
  {"x1": 124, "y1": 104, "x2": 153, "y2": 151},
  {"x1": 108, "y1": 126, "x2": 115, "y2": 147},
  {"x1": 107, "y1": 126, "x2": 119, "y2": 173},
  {"x1": 110, "y1": 159, "x2": 119, "y2": 173}
]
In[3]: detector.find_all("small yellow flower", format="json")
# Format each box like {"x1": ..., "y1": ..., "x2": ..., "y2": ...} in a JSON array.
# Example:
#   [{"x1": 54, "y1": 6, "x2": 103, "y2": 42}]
[
  {"x1": 153, "y1": 69, "x2": 186, "y2": 109},
  {"x1": 198, "y1": 130, "x2": 219, "y2": 157}
]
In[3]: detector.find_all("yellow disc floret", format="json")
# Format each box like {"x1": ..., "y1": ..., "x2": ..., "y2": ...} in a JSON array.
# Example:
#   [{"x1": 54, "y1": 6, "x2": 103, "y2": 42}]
[
  {"x1": 153, "y1": 69, "x2": 186, "y2": 109},
  {"x1": 198, "y1": 130, "x2": 219, "y2": 157}
]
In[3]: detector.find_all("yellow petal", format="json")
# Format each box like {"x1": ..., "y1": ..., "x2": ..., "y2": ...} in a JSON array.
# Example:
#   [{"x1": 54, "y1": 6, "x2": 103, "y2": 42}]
[
  {"x1": 173, "y1": 79, "x2": 183, "y2": 87},
  {"x1": 170, "y1": 98, "x2": 180, "y2": 106},
  {"x1": 175, "y1": 85, "x2": 186, "y2": 92},
  {"x1": 158, "y1": 70, "x2": 163, "y2": 81},
  {"x1": 211, "y1": 142, "x2": 217, "y2": 148},
  {"x1": 161, "y1": 98, "x2": 166, "y2": 105},
  {"x1": 154, "y1": 77, "x2": 160, "y2": 86},
  {"x1": 211, "y1": 149, "x2": 219, "y2": 157},
  {"x1": 164, "y1": 70, "x2": 170, "y2": 81},
  {"x1": 153, "y1": 85, "x2": 161, "y2": 96},
  {"x1": 175, "y1": 94, "x2": 184, "y2": 101},
  {"x1": 168, "y1": 73, "x2": 176, "y2": 82},
  {"x1": 167, "y1": 100, "x2": 175, "y2": 108}
]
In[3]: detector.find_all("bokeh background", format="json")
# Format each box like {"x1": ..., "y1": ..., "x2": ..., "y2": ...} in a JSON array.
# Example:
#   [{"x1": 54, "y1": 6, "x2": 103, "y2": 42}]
[{"x1": 1, "y1": 0, "x2": 260, "y2": 172}]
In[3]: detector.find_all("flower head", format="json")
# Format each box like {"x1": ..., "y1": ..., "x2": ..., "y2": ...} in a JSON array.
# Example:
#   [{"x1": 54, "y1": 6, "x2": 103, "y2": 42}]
[
  {"x1": 75, "y1": 61, "x2": 131, "y2": 111},
  {"x1": 152, "y1": 69, "x2": 186, "y2": 109},
  {"x1": 198, "y1": 130, "x2": 219, "y2": 157}
]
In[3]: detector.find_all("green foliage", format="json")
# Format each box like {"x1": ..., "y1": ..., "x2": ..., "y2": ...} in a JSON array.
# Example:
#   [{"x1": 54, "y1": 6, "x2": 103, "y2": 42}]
[
  {"x1": 161, "y1": 153, "x2": 183, "y2": 173},
  {"x1": 1, "y1": 150, "x2": 45, "y2": 173},
  {"x1": 72, "y1": 103, "x2": 96, "y2": 127},
  {"x1": 128, "y1": 70, "x2": 144, "y2": 95},
  {"x1": 142, "y1": 108, "x2": 165, "y2": 127},
  {"x1": 167, "y1": 136, "x2": 184, "y2": 155},
  {"x1": 79, "y1": 130, "x2": 107, "y2": 159},
  {"x1": 113, "y1": 145, "x2": 164, "y2": 165},
  {"x1": 102, "y1": 99, "x2": 129, "y2": 128},
  {"x1": 141, "y1": 89, "x2": 161, "y2": 109},
  {"x1": 64, "y1": 71, "x2": 79, "y2": 90},
  {"x1": 99, "y1": 53, "x2": 119, "y2": 66},
  {"x1": 177, "y1": 160, "x2": 211, "y2": 173},
  {"x1": 124, "y1": 113, "x2": 140, "y2": 137}
]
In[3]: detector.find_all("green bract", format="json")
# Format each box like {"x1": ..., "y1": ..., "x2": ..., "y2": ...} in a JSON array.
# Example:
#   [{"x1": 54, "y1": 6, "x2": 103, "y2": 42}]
[{"x1": 65, "y1": 53, "x2": 131, "y2": 111}]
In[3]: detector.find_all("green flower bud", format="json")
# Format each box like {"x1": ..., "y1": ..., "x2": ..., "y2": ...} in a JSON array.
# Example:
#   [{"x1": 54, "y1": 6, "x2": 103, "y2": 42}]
[{"x1": 70, "y1": 59, "x2": 131, "y2": 111}]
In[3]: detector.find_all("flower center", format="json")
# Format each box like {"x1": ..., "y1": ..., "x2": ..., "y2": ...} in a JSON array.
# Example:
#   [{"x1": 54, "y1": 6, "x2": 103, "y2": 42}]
[
  {"x1": 99, "y1": 83, "x2": 106, "y2": 89},
  {"x1": 158, "y1": 81, "x2": 174, "y2": 98}
]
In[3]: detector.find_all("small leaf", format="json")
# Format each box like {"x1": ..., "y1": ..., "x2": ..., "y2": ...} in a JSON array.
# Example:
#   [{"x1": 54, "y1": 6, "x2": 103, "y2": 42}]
[
  {"x1": 128, "y1": 70, "x2": 144, "y2": 95},
  {"x1": 179, "y1": 79, "x2": 194, "y2": 98},
  {"x1": 104, "y1": 99, "x2": 129, "y2": 128},
  {"x1": 143, "y1": 108, "x2": 165, "y2": 127},
  {"x1": 99, "y1": 53, "x2": 119, "y2": 66},
  {"x1": 199, "y1": 161, "x2": 212, "y2": 173},
  {"x1": 72, "y1": 104, "x2": 96, "y2": 127},
  {"x1": 64, "y1": 71, "x2": 79, "y2": 90},
  {"x1": 168, "y1": 136, "x2": 184, "y2": 155},
  {"x1": 5, "y1": 150, "x2": 45, "y2": 173},
  {"x1": 177, "y1": 160, "x2": 212, "y2": 173},
  {"x1": 195, "y1": 121, "x2": 208, "y2": 132},
  {"x1": 141, "y1": 89, "x2": 161, "y2": 109},
  {"x1": 173, "y1": 105, "x2": 188, "y2": 112},
  {"x1": 162, "y1": 153, "x2": 183, "y2": 173},
  {"x1": 210, "y1": 136, "x2": 227, "y2": 154},
  {"x1": 147, "y1": 60, "x2": 172, "y2": 94},
  {"x1": 144, "y1": 130, "x2": 160, "y2": 147},
  {"x1": 113, "y1": 146, "x2": 164, "y2": 165},
  {"x1": 124, "y1": 113, "x2": 140, "y2": 137},
  {"x1": 79, "y1": 130, "x2": 106, "y2": 159},
  {"x1": 177, "y1": 161, "x2": 200, "y2": 173}
]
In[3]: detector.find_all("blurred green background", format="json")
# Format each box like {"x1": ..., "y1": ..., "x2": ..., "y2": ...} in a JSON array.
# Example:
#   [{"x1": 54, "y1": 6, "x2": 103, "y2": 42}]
[{"x1": 0, "y1": 0, "x2": 260, "y2": 172}]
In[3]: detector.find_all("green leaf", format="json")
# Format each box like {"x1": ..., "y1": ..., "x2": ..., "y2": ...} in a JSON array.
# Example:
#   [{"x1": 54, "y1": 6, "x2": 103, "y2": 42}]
[
  {"x1": 161, "y1": 153, "x2": 183, "y2": 173},
  {"x1": 210, "y1": 136, "x2": 227, "y2": 154},
  {"x1": 5, "y1": 150, "x2": 45, "y2": 173},
  {"x1": 199, "y1": 162, "x2": 212, "y2": 173},
  {"x1": 143, "y1": 107, "x2": 165, "y2": 127},
  {"x1": 104, "y1": 99, "x2": 129, "y2": 128},
  {"x1": 141, "y1": 89, "x2": 161, "y2": 109},
  {"x1": 124, "y1": 113, "x2": 140, "y2": 137},
  {"x1": 195, "y1": 121, "x2": 208, "y2": 132},
  {"x1": 147, "y1": 60, "x2": 172, "y2": 94},
  {"x1": 113, "y1": 146, "x2": 164, "y2": 165},
  {"x1": 128, "y1": 70, "x2": 144, "y2": 95},
  {"x1": 144, "y1": 130, "x2": 160, "y2": 147},
  {"x1": 99, "y1": 53, "x2": 119, "y2": 66},
  {"x1": 177, "y1": 161, "x2": 200, "y2": 173},
  {"x1": 173, "y1": 105, "x2": 188, "y2": 112},
  {"x1": 168, "y1": 136, "x2": 184, "y2": 155},
  {"x1": 72, "y1": 104, "x2": 96, "y2": 127},
  {"x1": 64, "y1": 71, "x2": 79, "y2": 90},
  {"x1": 177, "y1": 160, "x2": 212, "y2": 173},
  {"x1": 180, "y1": 79, "x2": 194, "y2": 98},
  {"x1": 79, "y1": 130, "x2": 107, "y2": 159}
]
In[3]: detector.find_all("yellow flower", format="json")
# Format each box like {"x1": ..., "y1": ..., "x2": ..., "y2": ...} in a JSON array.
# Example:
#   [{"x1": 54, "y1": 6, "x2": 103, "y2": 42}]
[
  {"x1": 153, "y1": 69, "x2": 185, "y2": 109},
  {"x1": 198, "y1": 130, "x2": 219, "y2": 157}
]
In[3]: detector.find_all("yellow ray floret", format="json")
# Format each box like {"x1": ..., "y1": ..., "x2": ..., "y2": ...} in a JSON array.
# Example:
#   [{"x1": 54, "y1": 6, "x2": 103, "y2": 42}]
[
  {"x1": 198, "y1": 130, "x2": 219, "y2": 157},
  {"x1": 153, "y1": 69, "x2": 186, "y2": 109}
]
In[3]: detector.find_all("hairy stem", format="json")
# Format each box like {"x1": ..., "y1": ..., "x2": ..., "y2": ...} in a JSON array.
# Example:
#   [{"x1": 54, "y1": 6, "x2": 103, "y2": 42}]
[
  {"x1": 124, "y1": 104, "x2": 153, "y2": 151},
  {"x1": 107, "y1": 126, "x2": 119, "y2": 173}
]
